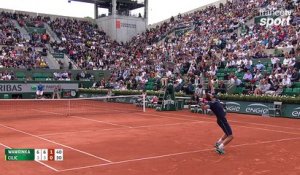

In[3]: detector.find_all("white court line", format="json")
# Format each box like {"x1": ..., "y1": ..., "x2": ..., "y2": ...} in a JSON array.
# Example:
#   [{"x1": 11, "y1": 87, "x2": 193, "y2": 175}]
[
  {"x1": 0, "y1": 124, "x2": 112, "y2": 163},
  {"x1": 17, "y1": 103, "x2": 300, "y2": 131},
  {"x1": 0, "y1": 142, "x2": 59, "y2": 172},
  {"x1": 39, "y1": 129, "x2": 96, "y2": 137},
  {"x1": 100, "y1": 106, "x2": 300, "y2": 131},
  {"x1": 36, "y1": 112, "x2": 300, "y2": 137},
  {"x1": 136, "y1": 112, "x2": 300, "y2": 136},
  {"x1": 136, "y1": 113, "x2": 300, "y2": 135},
  {"x1": 32, "y1": 109, "x2": 133, "y2": 129},
  {"x1": 70, "y1": 116, "x2": 133, "y2": 129},
  {"x1": 38, "y1": 121, "x2": 205, "y2": 137},
  {"x1": 162, "y1": 111, "x2": 300, "y2": 131},
  {"x1": 59, "y1": 136, "x2": 300, "y2": 172},
  {"x1": 31, "y1": 109, "x2": 66, "y2": 116}
]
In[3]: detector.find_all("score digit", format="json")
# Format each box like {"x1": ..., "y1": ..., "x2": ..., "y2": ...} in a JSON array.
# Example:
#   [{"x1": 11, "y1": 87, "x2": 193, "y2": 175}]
[
  {"x1": 54, "y1": 149, "x2": 63, "y2": 161},
  {"x1": 41, "y1": 149, "x2": 48, "y2": 161},
  {"x1": 48, "y1": 149, "x2": 55, "y2": 161},
  {"x1": 35, "y1": 149, "x2": 42, "y2": 161}
]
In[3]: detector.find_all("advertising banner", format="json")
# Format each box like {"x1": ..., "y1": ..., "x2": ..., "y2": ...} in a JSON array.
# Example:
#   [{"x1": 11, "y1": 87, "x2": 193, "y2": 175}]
[
  {"x1": 0, "y1": 83, "x2": 78, "y2": 93},
  {"x1": 225, "y1": 101, "x2": 300, "y2": 119}
]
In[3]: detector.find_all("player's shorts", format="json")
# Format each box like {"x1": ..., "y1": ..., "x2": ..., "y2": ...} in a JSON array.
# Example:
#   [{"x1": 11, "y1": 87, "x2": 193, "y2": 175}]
[
  {"x1": 36, "y1": 90, "x2": 44, "y2": 96},
  {"x1": 217, "y1": 118, "x2": 233, "y2": 136}
]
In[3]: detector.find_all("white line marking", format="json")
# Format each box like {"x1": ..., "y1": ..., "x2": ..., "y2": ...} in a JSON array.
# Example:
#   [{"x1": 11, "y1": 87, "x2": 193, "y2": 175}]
[
  {"x1": 31, "y1": 109, "x2": 65, "y2": 116},
  {"x1": 39, "y1": 129, "x2": 96, "y2": 137},
  {"x1": 36, "y1": 161, "x2": 59, "y2": 172},
  {"x1": 30, "y1": 105, "x2": 300, "y2": 131},
  {"x1": 59, "y1": 136, "x2": 300, "y2": 172},
  {"x1": 131, "y1": 121, "x2": 204, "y2": 129},
  {"x1": 70, "y1": 116, "x2": 133, "y2": 128},
  {"x1": 134, "y1": 112, "x2": 300, "y2": 135},
  {"x1": 234, "y1": 125, "x2": 300, "y2": 135},
  {"x1": 32, "y1": 109, "x2": 133, "y2": 129},
  {"x1": 0, "y1": 142, "x2": 59, "y2": 172},
  {"x1": 0, "y1": 124, "x2": 112, "y2": 163},
  {"x1": 34, "y1": 111, "x2": 300, "y2": 137},
  {"x1": 229, "y1": 118, "x2": 300, "y2": 131},
  {"x1": 131, "y1": 112, "x2": 300, "y2": 135},
  {"x1": 138, "y1": 112, "x2": 198, "y2": 122},
  {"x1": 37, "y1": 105, "x2": 300, "y2": 135},
  {"x1": 164, "y1": 112, "x2": 300, "y2": 131},
  {"x1": 0, "y1": 142, "x2": 10, "y2": 148},
  {"x1": 38, "y1": 121, "x2": 205, "y2": 137}
]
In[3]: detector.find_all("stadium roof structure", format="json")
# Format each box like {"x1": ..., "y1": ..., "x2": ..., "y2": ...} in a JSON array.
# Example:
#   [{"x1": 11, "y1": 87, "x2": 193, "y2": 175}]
[{"x1": 70, "y1": 0, "x2": 145, "y2": 11}]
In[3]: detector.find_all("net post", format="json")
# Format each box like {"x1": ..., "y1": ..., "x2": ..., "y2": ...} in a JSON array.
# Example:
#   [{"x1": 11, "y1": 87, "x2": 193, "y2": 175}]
[{"x1": 142, "y1": 93, "x2": 146, "y2": 112}]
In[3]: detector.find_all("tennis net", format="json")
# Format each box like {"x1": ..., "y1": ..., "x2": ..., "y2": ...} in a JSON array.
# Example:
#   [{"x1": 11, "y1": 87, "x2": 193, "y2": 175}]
[{"x1": 0, "y1": 95, "x2": 145, "y2": 121}]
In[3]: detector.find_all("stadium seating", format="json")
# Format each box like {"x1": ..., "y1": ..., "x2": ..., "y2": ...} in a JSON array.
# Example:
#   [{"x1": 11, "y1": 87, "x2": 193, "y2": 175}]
[{"x1": 0, "y1": 0, "x2": 299, "y2": 99}]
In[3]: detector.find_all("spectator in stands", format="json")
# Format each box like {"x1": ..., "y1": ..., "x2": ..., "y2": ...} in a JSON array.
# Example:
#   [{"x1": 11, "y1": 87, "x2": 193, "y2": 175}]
[
  {"x1": 254, "y1": 79, "x2": 271, "y2": 96},
  {"x1": 255, "y1": 61, "x2": 265, "y2": 71},
  {"x1": 193, "y1": 84, "x2": 204, "y2": 104},
  {"x1": 282, "y1": 75, "x2": 292, "y2": 88},
  {"x1": 271, "y1": 56, "x2": 280, "y2": 65},
  {"x1": 289, "y1": 59, "x2": 297, "y2": 68},
  {"x1": 273, "y1": 59, "x2": 282, "y2": 71},
  {"x1": 265, "y1": 84, "x2": 283, "y2": 96},
  {"x1": 283, "y1": 56, "x2": 293, "y2": 66},
  {"x1": 226, "y1": 59, "x2": 237, "y2": 68},
  {"x1": 243, "y1": 70, "x2": 253, "y2": 82},
  {"x1": 215, "y1": 80, "x2": 226, "y2": 94},
  {"x1": 0, "y1": 70, "x2": 15, "y2": 80},
  {"x1": 231, "y1": 76, "x2": 243, "y2": 87},
  {"x1": 291, "y1": 68, "x2": 300, "y2": 82},
  {"x1": 245, "y1": 82, "x2": 256, "y2": 95},
  {"x1": 253, "y1": 70, "x2": 263, "y2": 82},
  {"x1": 243, "y1": 60, "x2": 252, "y2": 72}
]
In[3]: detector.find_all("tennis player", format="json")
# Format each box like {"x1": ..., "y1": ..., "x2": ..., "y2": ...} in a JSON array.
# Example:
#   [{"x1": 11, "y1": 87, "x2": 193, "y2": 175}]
[
  {"x1": 36, "y1": 83, "x2": 45, "y2": 99},
  {"x1": 201, "y1": 93, "x2": 233, "y2": 154}
]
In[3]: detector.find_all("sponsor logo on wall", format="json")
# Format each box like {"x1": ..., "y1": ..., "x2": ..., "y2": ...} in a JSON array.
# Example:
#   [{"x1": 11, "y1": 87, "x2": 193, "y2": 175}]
[
  {"x1": 291, "y1": 107, "x2": 300, "y2": 118},
  {"x1": 0, "y1": 84, "x2": 78, "y2": 93},
  {"x1": 226, "y1": 102, "x2": 241, "y2": 112},
  {"x1": 245, "y1": 103, "x2": 269, "y2": 115},
  {"x1": 0, "y1": 84, "x2": 22, "y2": 92},
  {"x1": 116, "y1": 20, "x2": 136, "y2": 29}
]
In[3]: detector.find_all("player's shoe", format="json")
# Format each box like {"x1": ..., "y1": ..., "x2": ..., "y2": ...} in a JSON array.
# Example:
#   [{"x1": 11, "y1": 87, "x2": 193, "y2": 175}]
[
  {"x1": 215, "y1": 147, "x2": 225, "y2": 155},
  {"x1": 215, "y1": 142, "x2": 220, "y2": 148}
]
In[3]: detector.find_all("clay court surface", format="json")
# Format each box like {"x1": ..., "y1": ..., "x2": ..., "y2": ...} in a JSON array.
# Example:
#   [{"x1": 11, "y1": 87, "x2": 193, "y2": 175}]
[{"x1": 1, "y1": 102, "x2": 300, "y2": 175}]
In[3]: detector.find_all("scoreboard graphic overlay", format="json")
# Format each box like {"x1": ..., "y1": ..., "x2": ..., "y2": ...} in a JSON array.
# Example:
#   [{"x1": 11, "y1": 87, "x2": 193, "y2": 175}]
[{"x1": 5, "y1": 149, "x2": 63, "y2": 161}]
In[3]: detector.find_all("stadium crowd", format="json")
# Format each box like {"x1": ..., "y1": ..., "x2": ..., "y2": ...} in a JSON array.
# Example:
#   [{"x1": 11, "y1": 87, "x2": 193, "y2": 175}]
[
  {"x1": 0, "y1": 12, "x2": 49, "y2": 70},
  {"x1": 0, "y1": 0, "x2": 300, "y2": 97}
]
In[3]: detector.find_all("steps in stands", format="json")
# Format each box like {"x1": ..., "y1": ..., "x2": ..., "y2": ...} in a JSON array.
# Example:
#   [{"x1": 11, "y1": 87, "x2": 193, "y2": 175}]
[
  {"x1": 45, "y1": 44, "x2": 79, "y2": 70},
  {"x1": 43, "y1": 44, "x2": 60, "y2": 69},
  {"x1": 11, "y1": 19, "x2": 31, "y2": 41},
  {"x1": 44, "y1": 23, "x2": 61, "y2": 43},
  {"x1": 43, "y1": 50, "x2": 61, "y2": 69}
]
